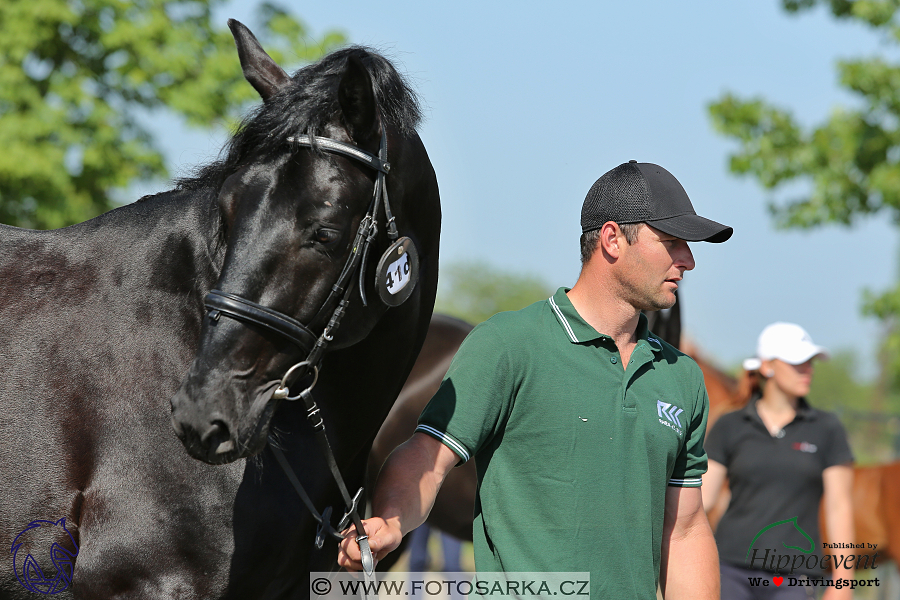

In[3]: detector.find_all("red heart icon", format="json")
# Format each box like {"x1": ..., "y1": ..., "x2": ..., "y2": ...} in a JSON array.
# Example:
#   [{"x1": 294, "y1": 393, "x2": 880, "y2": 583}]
[{"x1": 773, "y1": 577, "x2": 783, "y2": 587}]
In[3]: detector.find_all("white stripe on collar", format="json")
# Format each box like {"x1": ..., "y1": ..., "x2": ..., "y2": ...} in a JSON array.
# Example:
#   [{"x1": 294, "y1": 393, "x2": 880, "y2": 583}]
[{"x1": 549, "y1": 296, "x2": 578, "y2": 343}]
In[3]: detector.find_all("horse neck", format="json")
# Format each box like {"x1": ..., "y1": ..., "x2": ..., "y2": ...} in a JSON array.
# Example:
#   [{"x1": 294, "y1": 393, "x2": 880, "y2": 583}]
[
  {"x1": 110, "y1": 186, "x2": 226, "y2": 290},
  {"x1": 3, "y1": 186, "x2": 230, "y2": 339}
]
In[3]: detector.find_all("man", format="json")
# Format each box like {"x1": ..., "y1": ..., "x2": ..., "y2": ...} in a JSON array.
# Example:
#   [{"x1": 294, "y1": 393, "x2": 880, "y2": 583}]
[{"x1": 340, "y1": 160, "x2": 732, "y2": 599}]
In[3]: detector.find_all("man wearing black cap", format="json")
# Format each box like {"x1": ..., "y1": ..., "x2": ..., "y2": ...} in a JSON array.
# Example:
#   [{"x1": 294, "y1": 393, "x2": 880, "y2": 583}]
[{"x1": 340, "y1": 161, "x2": 731, "y2": 599}]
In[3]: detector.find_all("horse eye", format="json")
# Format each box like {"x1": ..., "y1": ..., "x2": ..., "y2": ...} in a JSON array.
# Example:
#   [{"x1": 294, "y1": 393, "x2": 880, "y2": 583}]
[{"x1": 315, "y1": 229, "x2": 340, "y2": 245}]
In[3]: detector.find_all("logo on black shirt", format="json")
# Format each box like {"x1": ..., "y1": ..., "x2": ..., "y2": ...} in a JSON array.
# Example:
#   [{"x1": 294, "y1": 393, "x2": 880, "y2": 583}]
[{"x1": 792, "y1": 442, "x2": 818, "y2": 453}]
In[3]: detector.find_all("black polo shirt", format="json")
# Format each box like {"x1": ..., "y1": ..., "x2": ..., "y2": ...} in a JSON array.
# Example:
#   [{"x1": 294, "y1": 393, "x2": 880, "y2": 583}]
[{"x1": 705, "y1": 398, "x2": 853, "y2": 576}]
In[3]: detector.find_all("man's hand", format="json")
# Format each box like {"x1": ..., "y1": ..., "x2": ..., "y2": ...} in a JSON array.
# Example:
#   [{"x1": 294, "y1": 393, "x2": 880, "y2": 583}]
[{"x1": 338, "y1": 517, "x2": 403, "y2": 571}]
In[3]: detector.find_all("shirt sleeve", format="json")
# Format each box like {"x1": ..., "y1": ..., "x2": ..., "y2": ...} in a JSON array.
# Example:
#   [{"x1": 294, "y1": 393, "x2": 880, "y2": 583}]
[
  {"x1": 820, "y1": 411, "x2": 854, "y2": 469},
  {"x1": 668, "y1": 368, "x2": 710, "y2": 488},
  {"x1": 416, "y1": 320, "x2": 516, "y2": 465}
]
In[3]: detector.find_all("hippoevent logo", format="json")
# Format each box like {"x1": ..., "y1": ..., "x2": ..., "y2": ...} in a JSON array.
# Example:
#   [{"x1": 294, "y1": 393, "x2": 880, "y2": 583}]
[
  {"x1": 745, "y1": 516, "x2": 814, "y2": 565},
  {"x1": 744, "y1": 517, "x2": 881, "y2": 591},
  {"x1": 10, "y1": 518, "x2": 78, "y2": 595}
]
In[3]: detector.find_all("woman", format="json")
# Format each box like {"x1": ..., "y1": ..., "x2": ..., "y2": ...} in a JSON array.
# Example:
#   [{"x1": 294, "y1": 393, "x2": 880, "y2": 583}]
[{"x1": 702, "y1": 323, "x2": 855, "y2": 599}]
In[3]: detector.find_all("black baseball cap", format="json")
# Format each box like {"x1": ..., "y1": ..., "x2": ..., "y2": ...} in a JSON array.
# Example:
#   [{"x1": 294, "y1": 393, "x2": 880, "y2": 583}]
[{"x1": 581, "y1": 161, "x2": 733, "y2": 243}]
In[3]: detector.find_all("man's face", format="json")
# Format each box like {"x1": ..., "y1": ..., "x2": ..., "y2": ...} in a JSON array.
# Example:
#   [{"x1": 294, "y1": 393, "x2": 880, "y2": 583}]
[{"x1": 616, "y1": 223, "x2": 695, "y2": 312}]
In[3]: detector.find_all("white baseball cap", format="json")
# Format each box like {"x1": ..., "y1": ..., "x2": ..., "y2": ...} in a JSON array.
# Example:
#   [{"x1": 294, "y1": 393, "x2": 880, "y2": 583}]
[{"x1": 757, "y1": 322, "x2": 829, "y2": 365}]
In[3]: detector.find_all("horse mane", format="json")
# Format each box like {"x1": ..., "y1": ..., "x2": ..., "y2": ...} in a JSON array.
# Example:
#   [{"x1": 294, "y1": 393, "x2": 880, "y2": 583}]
[{"x1": 176, "y1": 46, "x2": 422, "y2": 192}]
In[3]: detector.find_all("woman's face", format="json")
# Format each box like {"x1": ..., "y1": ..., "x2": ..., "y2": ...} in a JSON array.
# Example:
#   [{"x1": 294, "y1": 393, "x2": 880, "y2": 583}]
[{"x1": 764, "y1": 358, "x2": 815, "y2": 398}]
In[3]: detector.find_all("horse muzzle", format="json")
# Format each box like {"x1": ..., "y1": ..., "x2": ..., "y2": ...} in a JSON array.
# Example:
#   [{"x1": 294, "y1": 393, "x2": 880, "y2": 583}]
[{"x1": 170, "y1": 377, "x2": 278, "y2": 464}]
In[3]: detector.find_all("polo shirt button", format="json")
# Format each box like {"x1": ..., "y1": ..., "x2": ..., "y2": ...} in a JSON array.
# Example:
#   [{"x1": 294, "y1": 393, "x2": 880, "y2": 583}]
[{"x1": 610, "y1": 357, "x2": 618, "y2": 364}]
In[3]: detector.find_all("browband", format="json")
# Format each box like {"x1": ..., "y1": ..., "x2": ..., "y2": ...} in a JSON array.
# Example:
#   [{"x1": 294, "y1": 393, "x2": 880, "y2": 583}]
[{"x1": 288, "y1": 135, "x2": 390, "y2": 174}]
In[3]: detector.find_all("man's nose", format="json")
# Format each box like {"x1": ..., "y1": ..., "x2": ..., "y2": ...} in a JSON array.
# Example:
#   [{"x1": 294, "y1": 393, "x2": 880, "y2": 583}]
[{"x1": 676, "y1": 241, "x2": 695, "y2": 271}]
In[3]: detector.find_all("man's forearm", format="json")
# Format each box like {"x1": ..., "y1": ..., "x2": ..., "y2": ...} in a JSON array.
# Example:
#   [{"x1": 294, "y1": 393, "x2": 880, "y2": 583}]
[
  {"x1": 372, "y1": 432, "x2": 457, "y2": 536},
  {"x1": 661, "y1": 522, "x2": 719, "y2": 599},
  {"x1": 339, "y1": 432, "x2": 459, "y2": 571}
]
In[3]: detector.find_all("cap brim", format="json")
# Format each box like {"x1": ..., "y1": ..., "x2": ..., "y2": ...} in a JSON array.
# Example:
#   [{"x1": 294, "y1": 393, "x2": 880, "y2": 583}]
[
  {"x1": 647, "y1": 214, "x2": 733, "y2": 243},
  {"x1": 780, "y1": 346, "x2": 829, "y2": 365}
]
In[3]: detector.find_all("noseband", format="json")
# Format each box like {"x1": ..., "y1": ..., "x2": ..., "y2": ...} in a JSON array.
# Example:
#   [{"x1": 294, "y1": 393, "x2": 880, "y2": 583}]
[{"x1": 202, "y1": 129, "x2": 413, "y2": 577}]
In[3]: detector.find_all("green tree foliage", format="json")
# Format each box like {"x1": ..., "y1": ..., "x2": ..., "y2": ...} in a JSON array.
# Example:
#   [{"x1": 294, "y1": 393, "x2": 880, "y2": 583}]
[
  {"x1": 434, "y1": 261, "x2": 554, "y2": 325},
  {"x1": 809, "y1": 351, "x2": 872, "y2": 412},
  {"x1": 708, "y1": 0, "x2": 900, "y2": 401},
  {"x1": 807, "y1": 351, "x2": 898, "y2": 462},
  {"x1": 0, "y1": 0, "x2": 345, "y2": 229}
]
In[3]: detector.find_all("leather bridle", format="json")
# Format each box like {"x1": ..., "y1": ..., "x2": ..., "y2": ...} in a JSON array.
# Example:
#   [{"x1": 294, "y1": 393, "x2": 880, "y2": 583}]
[{"x1": 202, "y1": 129, "x2": 407, "y2": 577}]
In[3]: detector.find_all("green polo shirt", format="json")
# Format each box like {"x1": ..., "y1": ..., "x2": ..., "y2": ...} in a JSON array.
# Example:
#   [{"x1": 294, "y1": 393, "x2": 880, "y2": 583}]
[{"x1": 416, "y1": 287, "x2": 709, "y2": 599}]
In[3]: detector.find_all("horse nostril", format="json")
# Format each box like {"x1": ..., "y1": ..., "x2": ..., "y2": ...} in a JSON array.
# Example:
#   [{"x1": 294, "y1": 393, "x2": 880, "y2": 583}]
[{"x1": 202, "y1": 420, "x2": 235, "y2": 455}]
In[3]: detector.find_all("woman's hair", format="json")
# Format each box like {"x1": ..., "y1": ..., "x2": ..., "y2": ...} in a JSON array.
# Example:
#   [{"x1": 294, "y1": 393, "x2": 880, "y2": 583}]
[{"x1": 737, "y1": 366, "x2": 764, "y2": 405}]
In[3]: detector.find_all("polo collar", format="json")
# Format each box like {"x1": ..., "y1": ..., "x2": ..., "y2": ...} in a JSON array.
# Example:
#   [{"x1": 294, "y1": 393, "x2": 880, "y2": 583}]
[
  {"x1": 741, "y1": 395, "x2": 817, "y2": 422},
  {"x1": 547, "y1": 287, "x2": 664, "y2": 353}
]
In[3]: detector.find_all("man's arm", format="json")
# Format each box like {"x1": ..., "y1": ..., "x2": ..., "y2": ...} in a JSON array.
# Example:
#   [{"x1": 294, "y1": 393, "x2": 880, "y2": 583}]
[
  {"x1": 659, "y1": 486, "x2": 719, "y2": 600},
  {"x1": 337, "y1": 431, "x2": 460, "y2": 571}
]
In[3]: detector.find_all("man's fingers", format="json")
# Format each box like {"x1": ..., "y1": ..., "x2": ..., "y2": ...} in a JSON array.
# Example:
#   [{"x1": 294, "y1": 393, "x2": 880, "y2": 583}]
[
  {"x1": 337, "y1": 518, "x2": 399, "y2": 571},
  {"x1": 338, "y1": 522, "x2": 376, "y2": 570},
  {"x1": 338, "y1": 532, "x2": 362, "y2": 570}
]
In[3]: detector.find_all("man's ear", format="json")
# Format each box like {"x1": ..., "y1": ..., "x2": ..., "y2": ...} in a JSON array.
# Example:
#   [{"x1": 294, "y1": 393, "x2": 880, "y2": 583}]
[{"x1": 599, "y1": 222, "x2": 623, "y2": 259}]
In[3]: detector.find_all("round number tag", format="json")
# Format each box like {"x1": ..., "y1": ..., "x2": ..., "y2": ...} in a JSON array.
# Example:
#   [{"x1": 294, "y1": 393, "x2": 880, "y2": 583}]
[{"x1": 375, "y1": 237, "x2": 419, "y2": 307}]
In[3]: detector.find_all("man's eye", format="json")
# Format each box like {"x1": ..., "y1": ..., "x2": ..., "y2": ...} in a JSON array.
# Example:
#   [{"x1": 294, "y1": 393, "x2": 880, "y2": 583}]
[{"x1": 315, "y1": 229, "x2": 340, "y2": 245}]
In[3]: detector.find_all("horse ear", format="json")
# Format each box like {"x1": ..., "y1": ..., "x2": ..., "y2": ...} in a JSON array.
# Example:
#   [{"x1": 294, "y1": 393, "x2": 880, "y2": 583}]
[
  {"x1": 228, "y1": 19, "x2": 290, "y2": 101},
  {"x1": 338, "y1": 54, "x2": 379, "y2": 143}
]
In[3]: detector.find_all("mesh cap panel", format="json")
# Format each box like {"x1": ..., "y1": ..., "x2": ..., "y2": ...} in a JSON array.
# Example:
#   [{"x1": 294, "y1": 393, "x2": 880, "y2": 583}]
[{"x1": 581, "y1": 163, "x2": 651, "y2": 232}]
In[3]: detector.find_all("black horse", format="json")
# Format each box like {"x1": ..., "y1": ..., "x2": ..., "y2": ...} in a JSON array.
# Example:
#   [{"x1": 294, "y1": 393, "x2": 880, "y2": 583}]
[{"x1": 0, "y1": 20, "x2": 439, "y2": 599}]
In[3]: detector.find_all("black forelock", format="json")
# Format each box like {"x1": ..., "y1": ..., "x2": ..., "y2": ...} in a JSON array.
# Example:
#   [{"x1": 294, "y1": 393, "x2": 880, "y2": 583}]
[{"x1": 175, "y1": 46, "x2": 422, "y2": 192}]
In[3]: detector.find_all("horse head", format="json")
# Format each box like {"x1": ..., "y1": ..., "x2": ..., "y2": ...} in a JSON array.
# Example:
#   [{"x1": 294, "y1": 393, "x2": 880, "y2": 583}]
[{"x1": 170, "y1": 21, "x2": 439, "y2": 464}]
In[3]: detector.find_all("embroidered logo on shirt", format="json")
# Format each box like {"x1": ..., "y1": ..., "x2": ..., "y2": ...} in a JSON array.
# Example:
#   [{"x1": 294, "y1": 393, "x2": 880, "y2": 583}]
[
  {"x1": 657, "y1": 400, "x2": 684, "y2": 428},
  {"x1": 792, "y1": 441, "x2": 818, "y2": 453}
]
